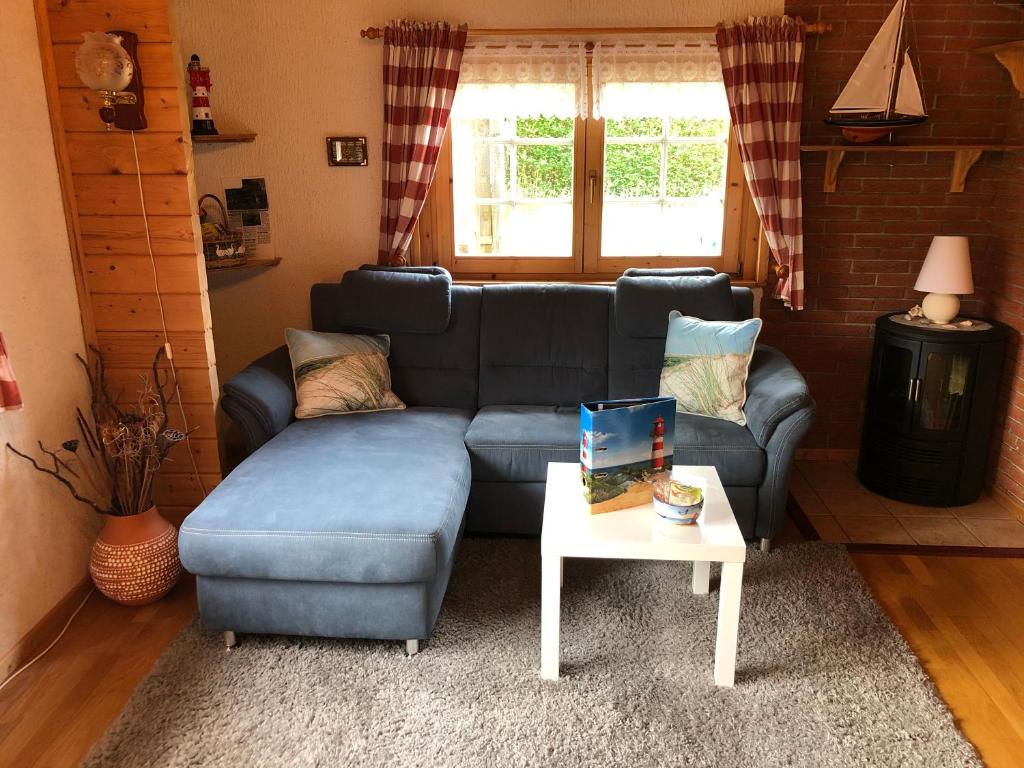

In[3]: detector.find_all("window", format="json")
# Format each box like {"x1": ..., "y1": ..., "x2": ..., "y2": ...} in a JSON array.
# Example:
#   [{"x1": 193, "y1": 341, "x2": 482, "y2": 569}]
[
  {"x1": 413, "y1": 36, "x2": 762, "y2": 281},
  {"x1": 451, "y1": 87, "x2": 578, "y2": 258},
  {"x1": 597, "y1": 82, "x2": 732, "y2": 260}
]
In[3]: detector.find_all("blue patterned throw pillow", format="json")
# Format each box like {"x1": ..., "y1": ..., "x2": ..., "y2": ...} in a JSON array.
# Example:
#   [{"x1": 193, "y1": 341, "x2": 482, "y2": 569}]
[{"x1": 659, "y1": 311, "x2": 762, "y2": 426}]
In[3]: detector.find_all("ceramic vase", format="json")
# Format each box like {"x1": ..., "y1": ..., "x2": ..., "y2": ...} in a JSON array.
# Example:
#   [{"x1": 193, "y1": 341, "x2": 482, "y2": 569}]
[{"x1": 89, "y1": 506, "x2": 182, "y2": 606}]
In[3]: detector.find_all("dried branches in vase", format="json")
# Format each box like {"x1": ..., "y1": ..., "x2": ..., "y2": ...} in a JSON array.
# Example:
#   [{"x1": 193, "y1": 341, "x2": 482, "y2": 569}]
[
  {"x1": 5, "y1": 345, "x2": 190, "y2": 516},
  {"x1": 5, "y1": 346, "x2": 192, "y2": 605}
]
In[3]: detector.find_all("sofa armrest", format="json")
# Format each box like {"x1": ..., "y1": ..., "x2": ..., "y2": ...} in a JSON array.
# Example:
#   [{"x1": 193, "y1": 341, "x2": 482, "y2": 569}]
[
  {"x1": 221, "y1": 345, "x2": 295, "y2": 454},
  {"x1": 744, "y1": 345, "x2": 814, "y2": 448}
]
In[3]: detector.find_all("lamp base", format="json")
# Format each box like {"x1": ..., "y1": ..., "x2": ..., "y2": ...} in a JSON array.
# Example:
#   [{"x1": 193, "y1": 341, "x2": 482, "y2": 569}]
[{"x1": 921, "y1": 293, "x2": 960, "y2": 324}]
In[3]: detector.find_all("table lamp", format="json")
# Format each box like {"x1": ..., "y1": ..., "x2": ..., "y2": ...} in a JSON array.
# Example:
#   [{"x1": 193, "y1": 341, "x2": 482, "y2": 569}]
[{"x1": 914, "y1": 236, "x2": 973, "y2": 324}]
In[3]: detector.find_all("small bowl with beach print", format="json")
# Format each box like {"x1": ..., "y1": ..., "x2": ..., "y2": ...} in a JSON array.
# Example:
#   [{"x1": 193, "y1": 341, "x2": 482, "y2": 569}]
[{"x1": 652, "y1": 472, "x2": 705, "y2": 525}]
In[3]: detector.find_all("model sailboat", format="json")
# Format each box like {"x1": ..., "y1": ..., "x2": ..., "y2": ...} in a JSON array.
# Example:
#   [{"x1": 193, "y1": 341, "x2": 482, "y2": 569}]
[{"x1": 824, "y1": 0, "x2": 927, "y2": 143}]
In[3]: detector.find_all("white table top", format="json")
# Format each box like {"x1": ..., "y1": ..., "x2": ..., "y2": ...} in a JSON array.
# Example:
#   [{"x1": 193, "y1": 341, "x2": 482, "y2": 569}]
[{"x1": 541, "y1": 463, "x2": 747, "y2": 564}]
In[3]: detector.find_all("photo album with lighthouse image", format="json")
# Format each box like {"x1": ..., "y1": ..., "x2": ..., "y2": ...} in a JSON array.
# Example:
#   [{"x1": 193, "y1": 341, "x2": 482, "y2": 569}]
[{"x1": 580, "y1": 396, "x2": 676, "y2": 514}]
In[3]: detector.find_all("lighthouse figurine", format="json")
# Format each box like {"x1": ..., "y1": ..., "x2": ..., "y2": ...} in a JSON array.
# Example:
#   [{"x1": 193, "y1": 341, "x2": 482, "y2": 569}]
[{"x1": 187, "y1": 54, "x2": 218, "y2": 136}]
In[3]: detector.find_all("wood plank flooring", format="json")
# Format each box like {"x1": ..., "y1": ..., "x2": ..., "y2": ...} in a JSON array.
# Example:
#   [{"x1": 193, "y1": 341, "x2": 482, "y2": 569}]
[
  {"x1": 852, "y1": 553, "x2": 1024, "y2": 768},
  {"x1": 0, "y1": 556, "x2": 1021, "y2": 767},
  {"x1": 0, "y1": 576, "x2": 195, "y2": 768}
]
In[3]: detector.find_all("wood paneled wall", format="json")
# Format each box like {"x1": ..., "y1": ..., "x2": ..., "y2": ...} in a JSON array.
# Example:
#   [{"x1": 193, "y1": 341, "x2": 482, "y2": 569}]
[{"x1": 36, "y1": 0, "x2": 221, "y2": 522}]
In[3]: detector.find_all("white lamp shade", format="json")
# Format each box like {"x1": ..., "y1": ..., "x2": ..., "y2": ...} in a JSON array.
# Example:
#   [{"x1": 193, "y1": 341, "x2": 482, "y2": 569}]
[
  {"x1": 74, "y1": 32, "x2": 134, "y2": 92},
  {"x1": 914, "y1": 236, "x2": 974, "y2": 295}
]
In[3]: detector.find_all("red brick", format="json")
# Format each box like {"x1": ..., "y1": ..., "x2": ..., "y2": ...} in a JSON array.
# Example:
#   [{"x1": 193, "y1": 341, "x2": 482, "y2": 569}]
[
  {"x1": 816, "y1": 272, "x2": 877, "y2": 288},
  {"x1": 876, "y1": 274, "x2": 919, "y2": 287},
  {"x1": 848, "y1": 286, "x2": 906, "y2": 299},
  {"x1": 850, "y1": 260, "x2": 910, "y2": 274}
]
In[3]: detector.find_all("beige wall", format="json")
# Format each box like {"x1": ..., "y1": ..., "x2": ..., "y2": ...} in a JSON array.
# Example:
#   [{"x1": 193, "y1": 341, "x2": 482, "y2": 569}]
[
  {"x1": 174, "y1": 0, "x2": 782, "y2": 382},
  {"x1": 0, "y1": 0, "x2": 98, "y2": 674}
]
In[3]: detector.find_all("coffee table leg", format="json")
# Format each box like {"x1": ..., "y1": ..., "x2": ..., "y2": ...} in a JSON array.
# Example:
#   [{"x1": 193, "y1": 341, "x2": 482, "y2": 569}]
[
  {"x1": 714, "y1": 561, "x2": 743, "y2": 687},
  {"x1": 692, "y1": 561, "x2": 710, "y2": 595},
  {"x1": 541, "y1": 554, "x2": 561, "y2": 681}
]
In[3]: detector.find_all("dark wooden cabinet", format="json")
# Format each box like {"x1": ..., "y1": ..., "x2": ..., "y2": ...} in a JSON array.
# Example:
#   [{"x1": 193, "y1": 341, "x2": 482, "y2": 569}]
[{"x1": 858, "y1": 315, "x2": 1008, "y2": 506}]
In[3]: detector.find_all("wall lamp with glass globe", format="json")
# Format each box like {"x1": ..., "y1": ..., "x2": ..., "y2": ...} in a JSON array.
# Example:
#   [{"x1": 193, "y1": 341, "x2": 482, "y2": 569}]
[{"x1": 73, "y1": 32, "x2": 140, "y2": 129}]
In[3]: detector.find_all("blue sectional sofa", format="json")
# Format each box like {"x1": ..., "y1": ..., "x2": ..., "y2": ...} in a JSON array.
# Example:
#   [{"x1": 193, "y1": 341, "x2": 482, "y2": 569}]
[{"x1": 179, "y1": 267, "x2": 814, "y2": 652}]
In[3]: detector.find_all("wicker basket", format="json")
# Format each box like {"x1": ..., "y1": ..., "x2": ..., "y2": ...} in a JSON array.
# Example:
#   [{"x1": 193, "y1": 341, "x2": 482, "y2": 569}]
[{"x1": 199, "y1": 194, "x2": 247, "y2": 269}]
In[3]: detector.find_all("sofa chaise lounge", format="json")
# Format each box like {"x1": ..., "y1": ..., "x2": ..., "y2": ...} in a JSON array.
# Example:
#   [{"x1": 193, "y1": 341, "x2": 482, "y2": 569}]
[{"x1": 179, "y1": 267, "x2": 815, "y2": 652}]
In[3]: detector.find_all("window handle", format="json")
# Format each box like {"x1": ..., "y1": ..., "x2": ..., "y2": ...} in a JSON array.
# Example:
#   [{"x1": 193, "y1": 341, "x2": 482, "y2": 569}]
[{"x1": 588, "y1": 170, "x2": 598, "y2": 205}]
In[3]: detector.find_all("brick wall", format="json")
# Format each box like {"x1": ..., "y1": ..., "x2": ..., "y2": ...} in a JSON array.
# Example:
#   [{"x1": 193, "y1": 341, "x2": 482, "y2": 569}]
[
  {"x1": 988, "y1": 91, "x2": 1024, "y2": 503},
  {"x1": 770, "y1": 0, "x2": 1023, "y2": 458}
]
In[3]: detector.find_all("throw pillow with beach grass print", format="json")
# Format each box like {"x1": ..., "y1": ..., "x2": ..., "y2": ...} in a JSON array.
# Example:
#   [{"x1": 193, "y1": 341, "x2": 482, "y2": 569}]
[
  {"x1": 285, "y1": 328, "x2": 405, "y2": 419},
  {"x1": 659, "y1": 311, "x2": 762, "y2": 426}
]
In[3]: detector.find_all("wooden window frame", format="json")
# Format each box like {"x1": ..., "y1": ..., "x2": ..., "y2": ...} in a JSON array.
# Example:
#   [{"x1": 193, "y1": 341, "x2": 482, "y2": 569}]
[{"x1": 411, "y1": 44, "x2": 766, "y2": 284}]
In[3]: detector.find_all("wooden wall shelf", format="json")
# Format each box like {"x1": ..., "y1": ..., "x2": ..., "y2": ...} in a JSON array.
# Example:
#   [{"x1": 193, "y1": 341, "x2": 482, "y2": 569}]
[
  {"x1": 801, "y1": 144, "x2": 1024, "y2": 193},
  {"x1": 192, "y1": 133, "x2": 257, "y2": 144},
  {"x1": 206, "y1": 256, "x2": 281, "y2": 272},
  {"x1": 975, "y1": 41, "x2": 1024, "y2": 98}
]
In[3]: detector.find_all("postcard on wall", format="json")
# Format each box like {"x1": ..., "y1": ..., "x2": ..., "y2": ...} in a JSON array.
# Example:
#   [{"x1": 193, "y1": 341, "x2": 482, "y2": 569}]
[{"x1": 222, "y1": 176, "x2": 274, "y2": 258}]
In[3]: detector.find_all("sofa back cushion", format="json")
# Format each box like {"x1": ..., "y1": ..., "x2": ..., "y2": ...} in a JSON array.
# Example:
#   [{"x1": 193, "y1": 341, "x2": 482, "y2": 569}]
[
  {"x1": 478, "y1": 284, "x2": 610, "y2": 407},
  {"x1": 311, "y1": 278, "x2": 480, "y2": 411},
  {"x1": 608, "y1": 275, "x2": 755, "y2": 399}
]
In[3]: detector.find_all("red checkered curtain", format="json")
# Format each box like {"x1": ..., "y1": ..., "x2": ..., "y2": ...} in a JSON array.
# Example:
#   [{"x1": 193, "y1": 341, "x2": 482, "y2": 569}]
[
  {"x1": 0, "y1": 333, "x2": 23, "y2": 412},
  {"x1": 378, "y1": 20, "x2": 467, "y2": 267},
  {"x1": 717, "y1": 17, "x2": 806, "y2": 310}
]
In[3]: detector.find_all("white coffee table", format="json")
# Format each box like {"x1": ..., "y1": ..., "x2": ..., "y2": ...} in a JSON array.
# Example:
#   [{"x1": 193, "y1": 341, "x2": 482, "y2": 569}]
[{"x1": 540, "y1": 462, "x2": 747, "y2": 687}]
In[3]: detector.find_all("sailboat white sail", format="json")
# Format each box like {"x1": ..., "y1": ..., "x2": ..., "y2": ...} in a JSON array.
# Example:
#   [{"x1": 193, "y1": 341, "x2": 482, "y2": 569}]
[
  {"x1": 894, "y1": 50, "x2": 926, "y2": 117},
  {"x1": 831, "y1": 0, "x2": 904, "y2": 114},
  {"x1": 828, "y1": 0, "x2": 927, "y2": 120}
]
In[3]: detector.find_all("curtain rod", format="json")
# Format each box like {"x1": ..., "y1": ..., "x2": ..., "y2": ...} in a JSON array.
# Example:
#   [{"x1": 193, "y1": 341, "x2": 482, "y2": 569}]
[{"x1": 359, "y1": 23, "x2": 832, "y2": 40}]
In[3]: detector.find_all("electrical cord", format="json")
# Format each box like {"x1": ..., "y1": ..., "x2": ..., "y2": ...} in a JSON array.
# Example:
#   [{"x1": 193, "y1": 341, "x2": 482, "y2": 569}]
[
  {"x1": 129, "y1": 129, "x2": 207, "y2": 497},
  {"x1": 0, "y1": 588, "x2": 95, "y2": 694}
]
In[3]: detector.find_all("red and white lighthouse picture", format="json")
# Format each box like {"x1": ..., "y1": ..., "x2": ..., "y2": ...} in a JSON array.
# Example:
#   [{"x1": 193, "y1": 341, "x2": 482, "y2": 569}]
[
  {"x1": 187, "y1": 54, "x2": 218, "y2": 136},
  {"x1": 579, "y1": 397, "x2": 676, "y2": 514}
]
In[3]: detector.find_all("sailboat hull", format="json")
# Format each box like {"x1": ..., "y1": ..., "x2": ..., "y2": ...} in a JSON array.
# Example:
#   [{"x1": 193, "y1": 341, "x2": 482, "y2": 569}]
[{"x1": 824, "y1": 114, "x2": 928, "y2": 144}]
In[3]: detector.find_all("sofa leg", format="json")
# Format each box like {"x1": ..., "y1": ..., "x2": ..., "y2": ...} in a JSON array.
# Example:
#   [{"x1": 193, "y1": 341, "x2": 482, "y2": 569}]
[
  {"x1": 406, "y1": 639, "x2": 421, "y2": 656},
  {"x1": 759, "y1": 538, "x2": 772, "y2": 553},
  {"x1": 223, "y1": 631, "x2": 237, "y2": 650}
]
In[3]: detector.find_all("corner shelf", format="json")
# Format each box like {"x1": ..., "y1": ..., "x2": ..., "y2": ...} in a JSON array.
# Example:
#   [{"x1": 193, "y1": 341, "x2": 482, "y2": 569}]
[
  {"x1": 800, "y1": 143, "x2": 1024, "y2": 193},
  {"x1": 192, "y1": 133, "x2": 257, "y2": 144},
  {"x1": 206, "y1": 257, "x2": 281, "y2": 272},
  {"x1": 975, "y1": 41, "x2": 1024, "y2": 98}
]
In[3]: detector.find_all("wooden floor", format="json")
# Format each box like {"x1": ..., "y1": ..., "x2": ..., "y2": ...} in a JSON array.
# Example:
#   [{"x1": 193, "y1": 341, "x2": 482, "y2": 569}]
[
  {"x1": 0, "y1": 556, "x2": 1022, "y2": 767},
  {"x1": 0, "y1": 576, "x2": 196, "y2": 768},
  {"x1": 852, "y1": 553, "x2": 1024, "y2": 768}
]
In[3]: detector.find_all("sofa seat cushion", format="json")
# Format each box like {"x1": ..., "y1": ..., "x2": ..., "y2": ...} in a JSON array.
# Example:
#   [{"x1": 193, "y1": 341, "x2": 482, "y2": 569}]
[
  {"x1": 464, "y1": 405, "x2": 765, "y2": 487},
  {"x1": 179, "y1": 408, "x2": 472, "y2": 585},
  {"x1": 465, "y1": 405, "x2": 579, "y2": 482},
  {"x1": 674, "y1": 413, "x2": 765, "y2": 486}
]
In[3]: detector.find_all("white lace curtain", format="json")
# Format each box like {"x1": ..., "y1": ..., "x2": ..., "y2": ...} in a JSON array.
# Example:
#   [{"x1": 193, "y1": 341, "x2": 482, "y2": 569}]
[
  {"x1": 451, "y1": 35, "x2": 727, "y2": 120},
  {"x1": 592, "y1": 35, "x2": 725, "y2": 119},
  {"x1": 455, "y1": 41, "x2": 587, "y2": 119}
]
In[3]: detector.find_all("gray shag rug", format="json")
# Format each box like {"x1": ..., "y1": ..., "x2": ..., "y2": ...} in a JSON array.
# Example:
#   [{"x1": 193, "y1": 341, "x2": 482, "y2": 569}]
[{"x1": 83, "y1": 539, "x2": 980, "y2": 767}]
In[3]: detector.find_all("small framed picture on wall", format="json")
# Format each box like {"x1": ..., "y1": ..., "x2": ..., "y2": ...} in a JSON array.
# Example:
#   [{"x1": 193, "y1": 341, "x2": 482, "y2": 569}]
[{"x1": 326, "y1": 136, "x2": 368, "y2": 166}]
